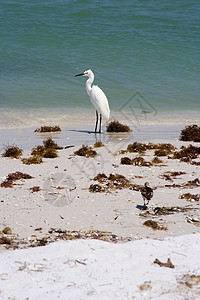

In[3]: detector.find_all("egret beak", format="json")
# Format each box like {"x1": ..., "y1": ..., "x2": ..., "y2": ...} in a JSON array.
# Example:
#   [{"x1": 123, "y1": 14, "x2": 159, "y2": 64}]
[{"x1": 75, "y1": 73, "x2": 84, "y2": 77}]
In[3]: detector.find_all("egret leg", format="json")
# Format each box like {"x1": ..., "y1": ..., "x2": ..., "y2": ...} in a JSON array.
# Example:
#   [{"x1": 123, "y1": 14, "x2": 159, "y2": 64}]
[
  {"x1": 95, "y1": 111, "x2": 98, "y2": 133},
  {"x1": 99, "y1": 114, "x2": 102, "y2": 133}
]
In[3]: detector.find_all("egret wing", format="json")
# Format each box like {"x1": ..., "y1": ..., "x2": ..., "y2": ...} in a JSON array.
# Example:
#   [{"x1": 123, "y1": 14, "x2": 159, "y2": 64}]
[{"x1": 90, "y1": 85, "x2": 110, "y2": 120}]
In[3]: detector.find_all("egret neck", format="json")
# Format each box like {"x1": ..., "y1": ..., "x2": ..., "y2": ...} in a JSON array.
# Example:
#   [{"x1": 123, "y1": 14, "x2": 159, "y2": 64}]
[{"x1": 86, "y1": 72, "x2": 94, "y2": 96}]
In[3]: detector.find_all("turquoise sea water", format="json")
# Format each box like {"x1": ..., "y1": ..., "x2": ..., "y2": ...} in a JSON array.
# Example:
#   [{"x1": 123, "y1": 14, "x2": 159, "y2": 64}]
[{"x1": 0, "y1": 0, "x2": 199, "y2": 117}]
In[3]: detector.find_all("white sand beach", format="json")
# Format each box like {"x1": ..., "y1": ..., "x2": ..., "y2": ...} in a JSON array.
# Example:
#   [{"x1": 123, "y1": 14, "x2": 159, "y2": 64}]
[{"x1": 0, "y1": 121, "x2": 200, "y2": 299}]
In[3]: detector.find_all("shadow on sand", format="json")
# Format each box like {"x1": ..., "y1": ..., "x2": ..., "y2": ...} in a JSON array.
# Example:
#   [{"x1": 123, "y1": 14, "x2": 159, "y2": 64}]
[
  {"x1": 136, "y1": 204, "x2": 148, "y2": 210},
  {"x1": 69, "y1": 129, "x2": 106, "y2": 135}
]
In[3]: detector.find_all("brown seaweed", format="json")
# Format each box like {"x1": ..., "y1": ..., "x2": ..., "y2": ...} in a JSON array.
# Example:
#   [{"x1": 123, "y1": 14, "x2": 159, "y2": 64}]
[
  {"x1": 160, "y1": 171, "x2": 186, "y2": 182},
  {"x1": 132, "y1": 157, "x2": 152, "y2": 167},
  {"x1": 154, "y1": 143, "x2": 175, "y2": 156},
  {"x1": 2, "y1": 227, "x2": 12, "y2": 234},
  {"x1": 151, "y1": 157, "x2": 163, "y2": 165},
  {"x1": 22, "y1": 156, "x2": 43, "y2": 165},
  {"x1": 1, "y1": 171, "x2": 33, "y2": 188},
  {"x1": 143, "y1": 220, "x2": 167, "y2": 231},
  {"x1": 179, "y1": 193, "x2": 200, "y2": 202},
  {"x1": 30, "y1": 186, "x2": 41, "y2": 193},
  {"x1": 127, "y1": 142, "x2": 148, "y2": 153},
  {"x1": 121, "y1": 157, "x2": 132, "y2": 165},
  {"x1": 48, "y1": 228, "x2": 131, "y2": 243},
  {"x1": 153, "y1": 206, "x2": 191, "y2": 215},
  {"x1": 2, "y1": 145, "x2": 23, "y2": 159},
  {"x1": 180, "y1": 125, "x2": 200, "y2": 142},
  {"x1": 43, "y1": 137, "x2": 63, "y2": 150},
  {"x1": 22, "y1": 138, "x2": 63, "y2": 164},
  {"x1": 106, "y1": 121, "x2": 131, "y2": 132},
  {"x1": 89, "y1": 184, "x2": 105, "y2": 193},
  {"x1": 165, "y1": 178, "x2": 200, "y2": 189},
  {"x1": 172, "y1": 145, "x2": 200, "y2": 162},
  {"x1": 0, "y1": 235, "x2": 13, "y2": 245},
  {"x1": 34, "y1": 125, "x2": 61, "y2": 133},
  {"x1": 74, "y1": 145, "x2": 97, "y2": 158},
  {"x1": 184, "y1": 274, "x2": 200, "y2": 288},
  {"x1": 93, "y1": 173, "x2": 108, "y2": 182},
  {"x1": 90, "y1": 173, "x2": 131, "y2": 192},
  {"x1": 124, "y1": 142, "x2": 175, "y2": 157},
  {"x1": 43, "y1": 148, "x2": 58, "y2": 158},
  {"x1": 93, "y1": 141, "x2": 104, "y2": 148},
  {"x1": 154, "y1": 258, "x2": 175, "y2": 268}
]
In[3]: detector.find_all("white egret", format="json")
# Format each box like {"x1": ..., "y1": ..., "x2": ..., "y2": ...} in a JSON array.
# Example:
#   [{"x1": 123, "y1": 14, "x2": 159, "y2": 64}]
[
  {"x1": 141, "y1": 182, "x2": 153, "y2": 207},
  {"x1": 75, "y1": 69, "x2": 110, "y2": 133}
]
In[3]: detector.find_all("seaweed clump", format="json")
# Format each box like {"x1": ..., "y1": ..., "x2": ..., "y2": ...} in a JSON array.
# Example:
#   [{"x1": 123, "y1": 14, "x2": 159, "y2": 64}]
[
  {"x1": 93, "y1": 141, "x2": 104, "y2": 148},
  {"x1": 184, "y1": 274, "x2": 200, "y2": 288},
  {"x1": 107, "y1": 173, "x2": 131, "y2": 189},
  {"x1": 172, "y1": 145, "x2": 200, "y2": 162},
  {"x1": 154, "y1": 143, "x2": 175, "y2": 157},
  {"x1": 1, "y1": 171, "x2": 33, "y2": 188},
  {"x1": 31, "y1": 237, "x2": 49, "y2": 247},
  {"x1": 143, "y1": 220, "x2": 167, "y2": 231},
  {"x1": 153, "y1": 206, "x2": 191, "y2": 215},
  {"x1": 48, "y1": 228, "x2": 131, "y2": 243},
  {"x1": 165, "y1": 178, "x2": 200, "y2": 189},
  {"x1": 22, "y1": 138, "x2": 63, "y2": 164},
  {"x1": 123, "y1": 142, "x2": 155, "y2": 155},
  {"x1": 127, "y1": 142, "x2": 148, "y2": 154},
  {"x1": 121, "y1": 156, "x2": 151, "y2": 166},
  {"x1": 31, "y1": 145, "x2": 45, "y2": 157},
  {"x1": 151, "y1": 157, "x2": 163, "y2": 165},
  {"x1": 106, "y1": 121, "x2": 131, "y2": 132},
  {"x1": 74, "y1": 145, "x2": 97, "y2": 158},
  {"x1": 160, "y1": 171, "x2": 186, "y2": 181},
  {"x1": 180, "y1": 125, "x2": 200, "y2": 142},
  {"x1": 43, "y1": 138, "x2": 63, "y2": 150},
  {"x1": 89, "y1": 173, "x2": 131, "y2": 192},
  {"x1": 30, "y1": 186, "x2": 41, "y2": 193},
  {"x1": 132, "y1": 157, "x2": 152, "y2": 167},
  {"x1": 154, "y1": 258, "x2": 175, "y2": 269},
  {"x1": 179, "y1": 193, "x2": 200, "y2": 202},
  {"x1": 22, "y1": 156, "x2": 43, "y2": 165},
  {"x1": 121, "y1": 157, "x2": 132, "y2": 165},
  {"x1": 123, "y1": 142, "x2": 175, "y2": 157},
  {"x1": 2, "y1": 145, "x2": 22, "y2": 159},
  {"x1": 0, "y1": 235, "x2": 13, "y2": 246},
  {"x1": 140, "y1": 205, "x2": 193, "y2": 218},
  {"x1": 2, "y1": 227, "x2": 12, "y2": 234},
  {"x1": 34, "y1": 125, "x2": 61, "y2": 132},
  {"x1": 89, "y1": 184, "x2": 105, "y2": 193},
  {"x1": 43, "y1": 148, "x2": 58, "y2": 158}
]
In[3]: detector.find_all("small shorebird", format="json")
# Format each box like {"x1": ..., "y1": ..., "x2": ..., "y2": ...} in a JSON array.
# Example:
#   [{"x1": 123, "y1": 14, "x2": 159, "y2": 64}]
[{"x1": 141, "y1": 182, "x2": 153, "y2": 206}]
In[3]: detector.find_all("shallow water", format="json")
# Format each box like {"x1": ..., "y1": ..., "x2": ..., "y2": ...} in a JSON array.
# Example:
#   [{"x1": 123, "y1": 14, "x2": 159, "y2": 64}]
[{"x1": 0, "y1": 124, "x2": 184, "y2": 152}]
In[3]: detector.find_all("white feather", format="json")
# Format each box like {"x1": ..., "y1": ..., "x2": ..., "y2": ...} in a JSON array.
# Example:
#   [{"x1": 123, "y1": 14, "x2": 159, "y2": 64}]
[
  {"x1": 76, "y1": 69, "x2": 110, "y2": 132},
  {"x1": 90, "y1": 85, "x2": 110, "y2": 120}
]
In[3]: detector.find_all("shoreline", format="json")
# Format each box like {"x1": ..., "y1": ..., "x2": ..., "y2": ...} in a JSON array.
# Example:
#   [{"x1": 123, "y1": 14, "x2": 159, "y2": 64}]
[
  {"x1": 0, "y1": 107, "x2": 199, "y2": 130},
  {"x1": 0, "y1": 106, "x2": 199, "y2": 153}
]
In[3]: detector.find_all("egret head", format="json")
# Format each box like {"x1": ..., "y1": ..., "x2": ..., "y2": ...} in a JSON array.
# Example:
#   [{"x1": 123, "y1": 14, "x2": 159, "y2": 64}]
[{"x1": 75, "y1": 69, "x2": 93, "y2": 77}]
